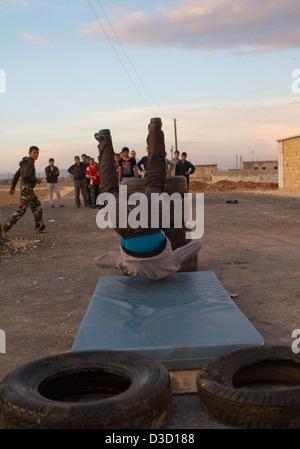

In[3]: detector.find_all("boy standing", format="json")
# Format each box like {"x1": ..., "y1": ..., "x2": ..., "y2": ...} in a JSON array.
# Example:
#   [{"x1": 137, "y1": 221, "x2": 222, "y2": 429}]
[
  {"x1": 1, "y1": 146, "x2": 48, "y2": 238},
  {"x1": 86, "y1": 157, "x2": 100, "y2": 208},
  {"x1": 118, "y1": 147, "x2": 138, "y2": 184},
  {"x1": 175, "y1": 152, "x2": 195, "y2": 189},
  {"x1": 45, "y1": 158, "x2": 64, "y2": 208},
  {"x1": 68, "y1": 156, "x2": 89, "y2": 208}
]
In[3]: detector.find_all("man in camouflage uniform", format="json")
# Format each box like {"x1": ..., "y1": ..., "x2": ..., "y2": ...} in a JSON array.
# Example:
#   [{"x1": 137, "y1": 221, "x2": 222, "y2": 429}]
[{"x1": 1, "y1": 146, "x2": 49, "y2": 239}]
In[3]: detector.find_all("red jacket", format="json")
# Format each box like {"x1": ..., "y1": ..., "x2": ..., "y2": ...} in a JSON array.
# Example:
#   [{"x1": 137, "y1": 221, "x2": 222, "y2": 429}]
[{"x1": 86, "y1": 165, "x2": 99, "y2": 185}]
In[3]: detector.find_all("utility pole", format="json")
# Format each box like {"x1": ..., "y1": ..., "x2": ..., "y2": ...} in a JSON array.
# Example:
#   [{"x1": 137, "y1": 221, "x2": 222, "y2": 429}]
[
  {"x1": 170, "y1": 146, "x2": 174, "y2": 160},
  {"x1": 174, "y1": 119, "x2": 178, "y2": 152}
]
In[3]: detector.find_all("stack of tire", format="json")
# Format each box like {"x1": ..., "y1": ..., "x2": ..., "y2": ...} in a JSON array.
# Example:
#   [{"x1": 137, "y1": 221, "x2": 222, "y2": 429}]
[{"x1": 121, "y1": 176, "x2": 198, "y2": 272}]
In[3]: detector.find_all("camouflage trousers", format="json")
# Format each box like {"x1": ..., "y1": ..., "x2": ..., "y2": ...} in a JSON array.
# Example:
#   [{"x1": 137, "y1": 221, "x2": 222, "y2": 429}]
[{"x1": 3, "y1": 185, "x2": 46, "y2": 232}]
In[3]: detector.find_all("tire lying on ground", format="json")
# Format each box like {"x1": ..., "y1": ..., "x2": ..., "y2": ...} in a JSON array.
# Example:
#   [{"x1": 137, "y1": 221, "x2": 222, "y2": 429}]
[
  {"x1": 0, "y1": 350, "x2": 172, "y2": 429},
  {"x1": 196, "y1": 345, "x2": 300, "y2": 429}
]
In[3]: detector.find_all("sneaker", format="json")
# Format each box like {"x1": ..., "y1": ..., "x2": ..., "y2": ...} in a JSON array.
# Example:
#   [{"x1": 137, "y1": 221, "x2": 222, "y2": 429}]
[
  {"x1": 94, "y1": 129, "x2": 111, "y2": 143},
  {"x1": 51, "y1": 205, "x2": 55, "y2": 208},
  {"x1": 148, "y1": 117, "x2": 162, "y2": 131},
  {"x1": 59, "y1": 204, "x2": 65, "y2": 207}
]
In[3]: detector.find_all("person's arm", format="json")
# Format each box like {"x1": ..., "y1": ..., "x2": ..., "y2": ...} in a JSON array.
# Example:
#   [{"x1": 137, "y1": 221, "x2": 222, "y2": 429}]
[
  {"x1": 86, "y1": 167, "x2": 92, "y2": 179},
  {"x1": 134, "y1": 164, "x2": 138, "y2": 178},
  {"x1": 166, "y1": 158, "x2": 175, "y2": 176},
  {"x1": 118, "y1": 163, "x2": 122, "y2": 185},
  {"x1": 10, "y1": 168, "x2": 21, "y2": 193},
  {"x1": 68, "y1": 165, "x2": 74, "y2": 175},
  {"x1": 188, "y1": 162, "x2": 195, "y2": 175},
  {"x1": 137, "y1": 157, "x2": 144, "y2": 171},
  {"x1": 137, "y1": 157, "x2": 148, "y2": 174},
  {"x1": 167, "y1": 159, "x2": 175, "y2": 170},
  {"x1": 175, "y1": 162, "x2": 180, "y2": 176},
  {"x1": 22, "y1": 159, "x2": 38, "y2": 185}
]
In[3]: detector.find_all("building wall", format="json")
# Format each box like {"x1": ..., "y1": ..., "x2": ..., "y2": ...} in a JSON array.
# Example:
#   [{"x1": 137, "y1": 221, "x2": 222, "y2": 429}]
[
  {"x1": 212, "y1": 169, "x2": 278, "y2": 183},
  {"x1": 241, "y1": 161, "x2": 278, "y2": 171},
  {"x1": 191, "y1": 165, "x2": 218, "y2": 181},
  {"x1": 278, "y1": 136, "x2": 300, "y2": 191}
]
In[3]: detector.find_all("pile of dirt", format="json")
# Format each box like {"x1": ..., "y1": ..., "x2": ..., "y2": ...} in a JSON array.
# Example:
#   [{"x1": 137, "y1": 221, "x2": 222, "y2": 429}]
[
  {"x1": 189, "y1": 180, "x2": 279, "y2": 193},
  {"x1": 0, "y1": 237, "x2": 42, "y2": 259}
]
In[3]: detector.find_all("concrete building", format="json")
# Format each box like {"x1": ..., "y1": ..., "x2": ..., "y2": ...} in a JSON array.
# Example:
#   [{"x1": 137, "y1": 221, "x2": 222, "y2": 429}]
[
  {"x1": 277, "y1": 134, "x2": 300, "y2": 191},
  {"x1": 241, "y1": 161, "x2": 278, "y2": 171},
  {"x1": 191, "y1": 164, "x2": 218, "y2": 181},
  {"x1": 212, "y1": 160, "x2": 278, "y2": 184}
]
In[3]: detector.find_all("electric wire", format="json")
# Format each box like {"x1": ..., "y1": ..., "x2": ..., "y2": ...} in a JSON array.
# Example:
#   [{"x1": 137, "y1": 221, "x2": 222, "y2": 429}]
[
  {"x1": 95, "y1": 0, "x2": 172, "y2": 121},
  {"x1": 86, "y1": 0, "x2": 158, "y2": 117}
]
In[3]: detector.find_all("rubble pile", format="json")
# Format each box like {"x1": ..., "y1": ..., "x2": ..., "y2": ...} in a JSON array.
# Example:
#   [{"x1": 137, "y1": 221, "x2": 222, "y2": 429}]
[{"x1": 189, "y1": 180, "x2": 279, "y2": 193}]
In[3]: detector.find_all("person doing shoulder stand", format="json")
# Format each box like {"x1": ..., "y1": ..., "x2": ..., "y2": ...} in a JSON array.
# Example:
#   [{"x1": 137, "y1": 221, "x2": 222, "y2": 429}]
[{"x1": 93, "y1": 118, "x2": 202, "y2": 281}]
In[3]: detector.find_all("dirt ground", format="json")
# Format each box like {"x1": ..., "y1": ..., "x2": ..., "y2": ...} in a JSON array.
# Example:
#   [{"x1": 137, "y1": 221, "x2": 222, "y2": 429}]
[{"x1": 0, "y1": 185, "x2": 299, "y2": 429}]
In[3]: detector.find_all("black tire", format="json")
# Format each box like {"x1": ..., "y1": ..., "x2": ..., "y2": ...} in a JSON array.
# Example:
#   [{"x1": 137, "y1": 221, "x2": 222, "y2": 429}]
[
  {"x1": 196, "y1": 345, "x2": 300, "y2": 429},
  {"x1": 0, "y1": 350, "x2": 172, "y2": 429},
  {"x1": 122, "y1": 176, "x2": 196, "y2": 271},
  {"x1": 164, "y1": 228, "x2": 198, "y2": 272},
  {"x1": 121, "y1": 176, "x2": 187, "y2": 197}
]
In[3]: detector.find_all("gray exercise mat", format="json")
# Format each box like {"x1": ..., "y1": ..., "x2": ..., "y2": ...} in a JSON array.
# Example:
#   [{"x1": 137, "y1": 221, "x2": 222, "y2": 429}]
[{"x1": 72, "y1": 272, "x2": 264, "y2": 370}]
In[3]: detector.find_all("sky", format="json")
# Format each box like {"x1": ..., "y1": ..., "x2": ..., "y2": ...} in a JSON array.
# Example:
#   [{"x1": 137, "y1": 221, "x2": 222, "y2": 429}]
[{"x1": 1, "y1": 0, "x2": 300, "y2": 175}]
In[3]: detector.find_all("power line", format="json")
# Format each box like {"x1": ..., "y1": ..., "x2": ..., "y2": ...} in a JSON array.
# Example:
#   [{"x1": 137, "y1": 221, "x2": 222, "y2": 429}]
[
  {"x1": 85, "y1": 0, "x2": 158, "y2": 116},
  {"x1": 95, "y1": 0, "x2": 172, "y2": 121}
]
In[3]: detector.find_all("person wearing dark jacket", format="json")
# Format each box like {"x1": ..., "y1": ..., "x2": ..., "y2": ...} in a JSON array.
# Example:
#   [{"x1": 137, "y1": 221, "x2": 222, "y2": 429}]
[
  {"x1": 137, "y1": 147, "x2": 149, "y2": 177},
  {"x1": 1, "y1": 146, "x2": 48, "y2": 239},
  {"x1": 175, "y1": 152, "x2": 195, "y2": 189},
  {"x1": 45, "y1": 158, "x2": 64, "y2": 208},
  {"x1": 68, "y1": 156, "x2": 89, "y2": 208}
]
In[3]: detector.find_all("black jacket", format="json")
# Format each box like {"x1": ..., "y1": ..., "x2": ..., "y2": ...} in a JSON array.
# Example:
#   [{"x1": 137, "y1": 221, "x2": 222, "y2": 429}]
[
  {"x1": 175, "y1": 160, "x2": 195, "y2": 177},
  {"x1": 68, "y1": 162, "x2": 86, "y2": 180},
  {"x1": 45, "y1": 165, "x2": 59, "y2": 183},
  {"x1": 11, "y1": 157, "x2": 38, "y2": 189}
]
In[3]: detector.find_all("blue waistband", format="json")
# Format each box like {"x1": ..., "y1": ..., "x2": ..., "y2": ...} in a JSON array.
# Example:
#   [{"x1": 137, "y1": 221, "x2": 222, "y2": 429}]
[{"x1": 120, "y1": 231, "x2": 165, "y2": 254}]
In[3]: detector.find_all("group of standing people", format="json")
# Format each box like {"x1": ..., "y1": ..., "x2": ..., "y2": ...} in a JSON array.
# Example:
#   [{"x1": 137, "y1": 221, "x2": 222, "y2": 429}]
[
  {"x1": 67, "y1": 154, "x2": 100, "y2": 209},
  {"x1": 64, "y1": 147, "x2": 196, "y2": 209},
  {"x1": 113, "y1": 147, "x2": 196, "y2": 189},
  {"x1": 1, "y1": 140, "x2": 196, "y2": 239}
]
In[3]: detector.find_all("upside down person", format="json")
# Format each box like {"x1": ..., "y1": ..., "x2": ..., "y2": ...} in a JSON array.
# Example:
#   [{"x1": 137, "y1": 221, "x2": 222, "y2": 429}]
[{"x1": 94, "y1": 118, "x2": 202, "y2": 280}]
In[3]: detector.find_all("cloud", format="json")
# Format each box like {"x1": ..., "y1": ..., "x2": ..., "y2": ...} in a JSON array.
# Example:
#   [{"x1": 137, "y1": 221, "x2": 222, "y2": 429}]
[
  {"x1": 0, "y1": 0, "x2": 29, "y2": 14},
  {"x1": 1, "y1": 95, "x2": 298, "y2": 171},
  {"x1": 81, "y1": 0, "x2": 300, "y2": 53},
  {"x1": 0, "y1": 0, "x2": 28, "y2": 7},
  {"x1": 21, "y1": 32, "x2": 56, "y2": 45}
]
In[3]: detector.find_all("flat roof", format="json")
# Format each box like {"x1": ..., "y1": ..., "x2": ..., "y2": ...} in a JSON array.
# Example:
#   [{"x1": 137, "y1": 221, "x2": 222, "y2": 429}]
[{"x1": 277, "y1": 134, "x2": 300, "y2": 142}]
